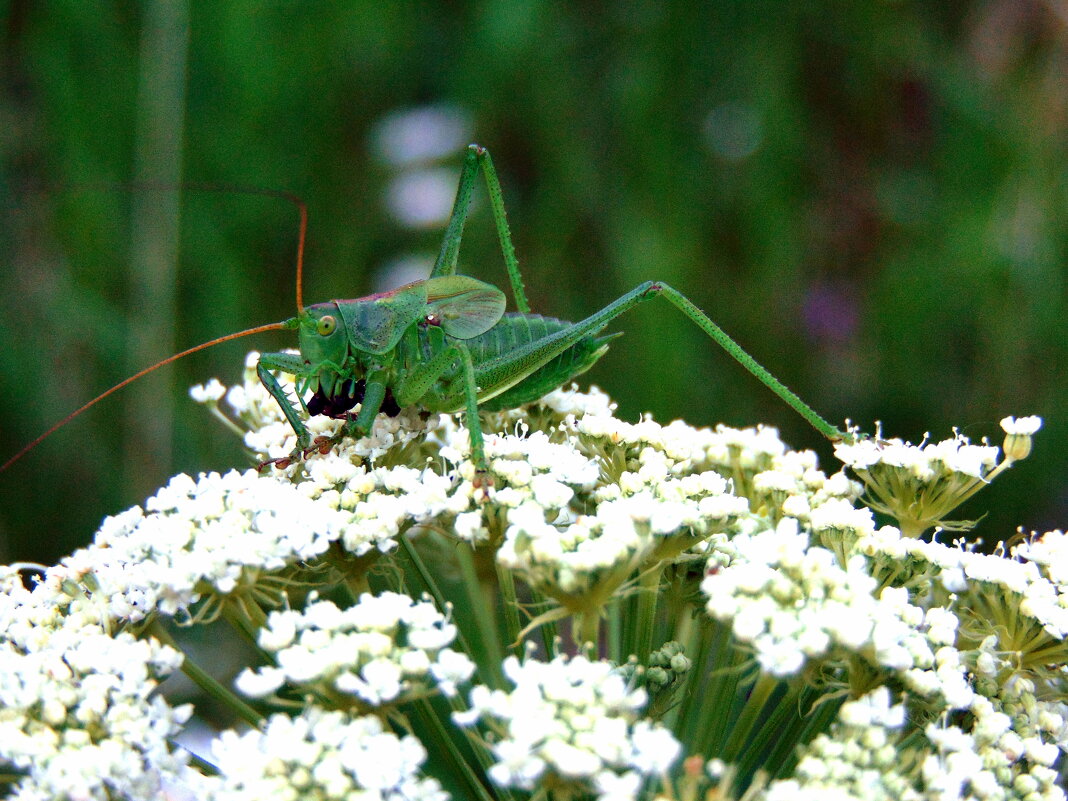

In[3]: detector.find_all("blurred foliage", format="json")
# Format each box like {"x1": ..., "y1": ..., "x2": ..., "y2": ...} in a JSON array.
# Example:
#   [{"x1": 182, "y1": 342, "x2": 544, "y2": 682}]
[{"x1": 1, "y1": 0, "x2": 1065, "y2": 564}]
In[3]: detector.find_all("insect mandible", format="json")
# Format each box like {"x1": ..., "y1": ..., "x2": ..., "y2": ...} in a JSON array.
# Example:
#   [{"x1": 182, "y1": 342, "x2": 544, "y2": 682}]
[{"x1": 1, "y1": 145, "x2": 849, "y2": 485}]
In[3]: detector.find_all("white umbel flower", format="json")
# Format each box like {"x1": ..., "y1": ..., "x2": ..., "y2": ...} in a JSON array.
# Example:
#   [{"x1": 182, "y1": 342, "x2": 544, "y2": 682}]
[
  {"x1": 236, "y1": 592, "x2": 473, "y2": 705},
  {"x1": 455, "y1": 654, "x2": 680, "y2": 799},
  {"x1": 196, "y1": 708, "x2": 448, "y2": 801}
]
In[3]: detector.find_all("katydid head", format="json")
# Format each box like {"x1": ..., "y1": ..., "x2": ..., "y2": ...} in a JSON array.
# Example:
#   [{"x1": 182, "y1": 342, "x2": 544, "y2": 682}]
[{"x1": 299, "y1": 303, "x2": 351, "y2": 368}]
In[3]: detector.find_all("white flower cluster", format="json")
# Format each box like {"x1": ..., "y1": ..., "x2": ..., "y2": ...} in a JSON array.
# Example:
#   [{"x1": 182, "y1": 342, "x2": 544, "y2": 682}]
[
  {"x1": 197, "y1": 360, "x2": 783, "y2": 603},
  {"x1": 454, "y1": 654, "x2": 681, "y2": 800},
  {"x1": 0, "y1": 567, "x2": 193, "y2": 800},
  {"x1": 702, "y1": 518, "x2": 966, "y2": 690},
  {"x1": 53, "y1": 469, "x2": 381, "y2": 623},
  {"x1": 1012, "y1": 528, "x2": 1068, "y2": 589},
  {"x1": 764, "y1": 683, "x2": 1068, "y2": 801},
  {"x1": 834, "y1": 419, "x2": 1040, "y2": 536},
  {"x1": 235, "y1": 591, "x2": 475, "y2": 705},
  {"x1": 856, "y1": 526, "x2": 1068, "y2": 641},
  {"x1": 835, "y1": 431, "x2": 1000, "y2": 481},
  {"x1": 498, "y1": 469, "x2": 747, "y2": 598},
  {"x1": 921, "y1": 688, "x2": 1065, "y2": 801},
  {"x1": 763, "y1": 687, "x2": 919, "y2": 801},
  {"x1": 195, "y1": 708, "x2": 448, "y2": 801}
]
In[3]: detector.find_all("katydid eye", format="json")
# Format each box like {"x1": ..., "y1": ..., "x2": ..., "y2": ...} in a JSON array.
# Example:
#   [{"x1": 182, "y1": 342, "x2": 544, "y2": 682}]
[{"x1": 317, "y1": 315, "x2": 337, "y2": 336}]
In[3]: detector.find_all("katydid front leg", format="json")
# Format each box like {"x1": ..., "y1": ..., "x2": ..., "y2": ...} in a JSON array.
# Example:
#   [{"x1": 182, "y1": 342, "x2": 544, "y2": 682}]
[
  {"x1": 257, "y1": 352, "x2": 314, "y2": 462},
  {"x1": 256, "y1": 351, "x2": 383, "y2": 469}
]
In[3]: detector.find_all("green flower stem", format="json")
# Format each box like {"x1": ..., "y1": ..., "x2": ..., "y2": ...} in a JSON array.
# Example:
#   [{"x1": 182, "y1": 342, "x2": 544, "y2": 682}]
[
  {"x1": 897, "y1": 518, "x2": 928, "y2": 539},
  {"x1": 530, "y1": 587, "x2": 560, "y2": 657},
  {"x1": 184, "y1": 747, "x2": 220, "y2": 776},
  {"x1": 694, "y1": 620, "x2": 746, "y2": 754},
  {"x1": 631, "y1": 566, "x2": 663, "y2": 661},
  {"x1": 669, "y1": 610, "x2": 711, "y2": 732},
  {"x1": 607, "y1": 598, "x2": 623, "y2": 661},
  {"x1": 398, "y1": 534, "x2": 496, "y2": 688},
  {"x1": 220, "y1": 603, "x2": 274, "y2": 666},
  {"x1": 775, "y1": 688, "x2": 842, "y2": 775},
  {"x1": 574, "y1": 608, "x2": 602, "y2": 653},
  {"x1": 398, "y1": 532, "x2": 447, "y2": 605},
  {"x1": 457, "y1": 542, "x2": 505, "y2": 688},
  {"x1": 495, "y1": 561, "x2": 522, "y2": 657},
  {"x1": 205, "y1": 402, "x2": 246, "y2": 438},
  {"x1": 720, "y1": 672, "x2": 779, "y2": 764},
  {"x1": 734, "y1": 678, "x2": 802, "y2": 785},
  {"x1": 145, "y1": 618, "x2": 263, "y2": 729},
  {"x1": 413, "y1": 697, "x2": 500, "y2": 801}
]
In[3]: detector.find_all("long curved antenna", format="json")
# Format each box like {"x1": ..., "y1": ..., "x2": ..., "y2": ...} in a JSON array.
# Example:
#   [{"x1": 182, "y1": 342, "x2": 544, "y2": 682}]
[
  {"x1": 0, "y1": 320, "x2": 294, "y2": 473},
  {"x1": 120, "y1": 183, "x2": 308, "y2": 312},
  {"x1": 10, "y1": 181, "x2": 309, "y2": 312}
]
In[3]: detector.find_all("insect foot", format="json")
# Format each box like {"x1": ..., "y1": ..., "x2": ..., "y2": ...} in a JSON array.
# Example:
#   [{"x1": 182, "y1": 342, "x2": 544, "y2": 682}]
[{"x1": 256, "y1": 434, "x2": 345, "y2": 473}]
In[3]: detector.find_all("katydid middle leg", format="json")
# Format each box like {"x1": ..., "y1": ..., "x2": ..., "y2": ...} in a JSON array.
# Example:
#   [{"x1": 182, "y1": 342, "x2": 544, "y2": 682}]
[{"x1": 393, "y1": 339, "x2": 493, "y2": 487}]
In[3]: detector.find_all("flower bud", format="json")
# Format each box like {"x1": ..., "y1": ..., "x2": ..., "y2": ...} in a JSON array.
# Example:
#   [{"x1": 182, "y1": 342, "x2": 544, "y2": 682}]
[{"x1": 1000, "y1": 416, "x2": 1042, "y2": 462}]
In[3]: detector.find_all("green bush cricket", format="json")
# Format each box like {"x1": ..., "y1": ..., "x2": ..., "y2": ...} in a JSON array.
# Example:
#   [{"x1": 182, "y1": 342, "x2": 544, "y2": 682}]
[{"x1": 2, "y1": 145, "x2": 849, "y2": 486}]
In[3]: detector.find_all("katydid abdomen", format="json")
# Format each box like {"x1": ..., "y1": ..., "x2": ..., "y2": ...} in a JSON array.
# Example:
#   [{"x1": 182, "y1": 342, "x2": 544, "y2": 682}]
[{"x1": 405, "y1": 312, "x2": 617, "y2": 414}]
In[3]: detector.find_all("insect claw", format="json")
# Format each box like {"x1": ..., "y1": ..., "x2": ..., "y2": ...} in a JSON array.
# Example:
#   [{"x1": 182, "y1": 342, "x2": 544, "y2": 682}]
[{"x1": 257, "y1": 456, "x2": 291, "y2": 472}]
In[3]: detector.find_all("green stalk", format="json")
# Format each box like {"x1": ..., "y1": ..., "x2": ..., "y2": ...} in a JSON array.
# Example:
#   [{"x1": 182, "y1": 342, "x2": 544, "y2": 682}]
[
  {"x1": 495, "y1": 561, "x2": 522, "y2": 657},
  {"x1": 669, "y1": 613, "x2": 711, "y2": 733},
  {"x1": 413, "y1": 698, "x2": 499, "y2": 801},
  {"x1": 457, "y1": 543, "x2": 505, "y2": 687},
  {"x1": 220, "y1": 603, "x2": 274, "y2": 666},
  {"x1": 761, "y1": 687, "x2": 842, "y2": 780},
  {"x1": 734, "y1": 679, "x2": 801, "y2": 785},
  {"x1": 631, "y1": 566, "x2": 664, "y2": 661},
  {"x1": 574, "y1": 609, "x2": 602, "y2": 654},
  {"x1": 720, "y1": 673, "x2": 780, "y2": 763},
  {"x1": 607, "y1": 598, "x2": 623, "y2": 663},
  {"x1": 398, "y1": 534, "x2": 492, "y2": 687},
  {"x1": 145, "y1": 619, "x2": 262, "y2": 729},
  {"x1": 693, "y1": 620, "x2": 744, "y2": 754},
  {"x1": 530, "y1": 587, "x2": 559, "y2": 657}
]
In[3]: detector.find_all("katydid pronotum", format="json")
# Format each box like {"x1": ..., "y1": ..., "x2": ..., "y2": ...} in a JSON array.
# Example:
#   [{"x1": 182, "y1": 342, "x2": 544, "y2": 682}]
[{"x1": 2, "y1": 145, "x2": 850, "y2": 486}]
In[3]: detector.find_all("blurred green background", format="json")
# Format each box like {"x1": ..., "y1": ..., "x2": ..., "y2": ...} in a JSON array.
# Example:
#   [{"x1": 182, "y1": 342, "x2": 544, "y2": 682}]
[{"x1": 1, "y1": 1, "x2": 1065, "y2": 565}]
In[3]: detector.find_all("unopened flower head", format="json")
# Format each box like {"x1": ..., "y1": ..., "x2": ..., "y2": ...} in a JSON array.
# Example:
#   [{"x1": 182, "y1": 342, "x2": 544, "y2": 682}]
[{"x1": 1000, "y1": 415, "x2": 1042, "y2": 461}]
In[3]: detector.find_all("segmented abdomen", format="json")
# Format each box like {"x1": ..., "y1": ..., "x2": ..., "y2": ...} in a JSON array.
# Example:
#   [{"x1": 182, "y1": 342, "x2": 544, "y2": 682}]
[{"x1": 414, "y1": 313, "x2": 615, "y2": 412}]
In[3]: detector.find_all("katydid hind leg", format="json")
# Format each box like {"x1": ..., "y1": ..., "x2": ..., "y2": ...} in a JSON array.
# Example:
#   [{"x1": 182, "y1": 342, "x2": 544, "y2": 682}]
[
  {"x1": 470, "y1": 281, "x2": 845, "y2": 442},
  {"x1": 431, "y1": 145, "x2": 530, "y2": 313}
]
